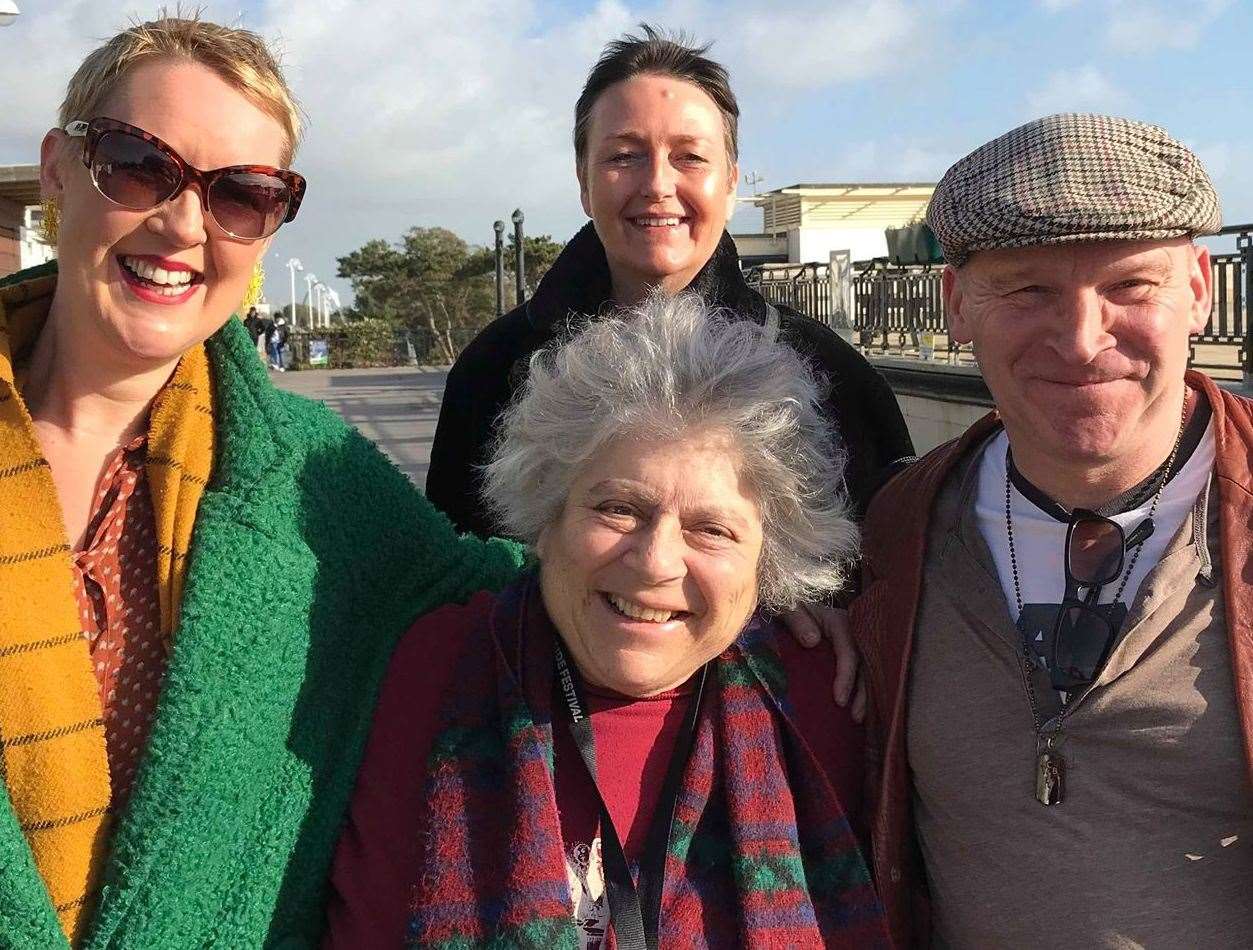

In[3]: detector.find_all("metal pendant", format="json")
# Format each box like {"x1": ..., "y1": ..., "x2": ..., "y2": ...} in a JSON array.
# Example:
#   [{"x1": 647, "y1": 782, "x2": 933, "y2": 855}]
[{"x1": 1035, "y1": 750, "x2": 1065, "y2": 806}]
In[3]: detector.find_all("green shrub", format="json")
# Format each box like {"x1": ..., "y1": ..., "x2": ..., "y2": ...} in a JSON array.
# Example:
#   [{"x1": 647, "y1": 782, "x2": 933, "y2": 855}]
[{"x1": 288, "y1": 320, "x2": 420, "y2": 369}]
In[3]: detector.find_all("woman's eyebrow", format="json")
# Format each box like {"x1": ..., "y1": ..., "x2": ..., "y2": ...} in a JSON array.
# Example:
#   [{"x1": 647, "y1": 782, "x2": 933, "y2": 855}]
[
  {"x1": 684, "y1": 505, "x2": 750, "y2": 530},
  {"x1": 602, "y1": 132, "x2": 712, "y2": 146},
  {"x1": 586, "y1": 479, "x2": 660, "y2": 504}
]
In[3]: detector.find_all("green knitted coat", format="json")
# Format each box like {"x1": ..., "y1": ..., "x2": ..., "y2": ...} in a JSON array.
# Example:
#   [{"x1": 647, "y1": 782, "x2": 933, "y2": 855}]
[{"x1": 0, "y1": 266, "x2": 525, "y2": 948}]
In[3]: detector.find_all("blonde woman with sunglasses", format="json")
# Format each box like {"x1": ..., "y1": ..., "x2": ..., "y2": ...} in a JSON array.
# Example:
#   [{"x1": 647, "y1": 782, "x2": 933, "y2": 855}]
[{"x1": 0, "y1": 16, "x2": 520, "y2": 948}]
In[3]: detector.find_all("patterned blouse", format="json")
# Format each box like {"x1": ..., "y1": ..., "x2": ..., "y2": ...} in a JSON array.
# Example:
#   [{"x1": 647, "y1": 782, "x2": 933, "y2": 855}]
[{"x1": 69, "y1": 434, "x2": 169, "y2": 808}]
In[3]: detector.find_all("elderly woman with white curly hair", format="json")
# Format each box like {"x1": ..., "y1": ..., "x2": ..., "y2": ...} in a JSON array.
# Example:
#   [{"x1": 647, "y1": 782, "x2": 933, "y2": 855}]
[{"x1": 324, "y1": 292, "x2": 891, "y2": 949}]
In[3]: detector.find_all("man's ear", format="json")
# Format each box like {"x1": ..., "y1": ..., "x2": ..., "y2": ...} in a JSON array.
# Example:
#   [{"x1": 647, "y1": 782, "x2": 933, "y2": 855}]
[
  {"x1": 943, "y1": 265, "x2": 974, "y2": 344},
  {"x1": 1186, "y1": 243, "x2": 1213, "y2": 336}
]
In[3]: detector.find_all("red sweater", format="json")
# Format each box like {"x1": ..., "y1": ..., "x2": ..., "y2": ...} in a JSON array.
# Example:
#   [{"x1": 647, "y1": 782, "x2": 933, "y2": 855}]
[{"x1": 324, "y1": 594, "x2": 865, "y2": 948}]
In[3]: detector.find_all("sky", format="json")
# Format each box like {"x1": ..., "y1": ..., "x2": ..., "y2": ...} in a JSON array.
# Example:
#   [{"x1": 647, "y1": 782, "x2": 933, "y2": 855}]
[{"x1": 4, "y1": 0, "x2": 1252, "y2": 308}]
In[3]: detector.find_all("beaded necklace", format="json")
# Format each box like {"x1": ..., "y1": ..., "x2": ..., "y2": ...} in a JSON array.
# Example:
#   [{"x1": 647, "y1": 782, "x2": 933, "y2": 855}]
[{"x1": 1003, "y1": 394, "x2": 1188, "y2": 805}]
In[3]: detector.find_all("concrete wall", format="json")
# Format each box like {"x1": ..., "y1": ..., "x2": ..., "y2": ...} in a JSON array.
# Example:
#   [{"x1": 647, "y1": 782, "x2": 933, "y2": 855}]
[
  {"x1": 0, "y1": 196, "x2": 23, "y2": 278},
  {"x1": 20, "y1": 223, "x2": 55, "y2": 270},
  {"x1": 0, "y1": 231, "x2": 19, "y2": 277},
  {"x1": 732, "y1": 232, "x2": 788, "y2": 262},
  {"x1": 788, "y1": 226, "x2": 888, "y2": 264},
  {"x1": 896, "y1": 393, "x2": 989, "y2": 453},
  {"x1": 868, "y1": 358, "x2": 993, "y2": 455}
]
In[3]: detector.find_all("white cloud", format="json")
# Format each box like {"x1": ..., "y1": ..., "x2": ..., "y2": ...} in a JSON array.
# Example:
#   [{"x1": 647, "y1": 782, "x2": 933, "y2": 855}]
[
  {"x1": 1189, "y1": 140, "x2": 1232, "y2": 181},
  {"x1": 0, "y1": 3, "x2": 130, "y2": 147},
  {"x1": 1105, "y1": 0, "x2": 1232, "y2": 52},
  {"x1": 1025, "y1": 65, "x2": 1132, "y2": 118},
  {"x1": 822, "y1": 138, "x2": 949, "y2": 181},
  {"x1": 1035, "y1": 0, "x2": 1233, "y2": 52},
  {"x1": 1186, "y1": 139, "x2": 1253, "y2": 226},
  {"x1": 732, "y1": 0, "x2": 928, "y2": 90}
]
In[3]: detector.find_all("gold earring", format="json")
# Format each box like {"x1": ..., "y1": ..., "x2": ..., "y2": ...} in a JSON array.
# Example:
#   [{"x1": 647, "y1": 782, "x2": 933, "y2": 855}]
[
  {"x1": 38, "y1": 196, "x2": 60, "y2": 246},
  {"x1": 240, "y1": 262, "x2": 265, "y2": 313}
]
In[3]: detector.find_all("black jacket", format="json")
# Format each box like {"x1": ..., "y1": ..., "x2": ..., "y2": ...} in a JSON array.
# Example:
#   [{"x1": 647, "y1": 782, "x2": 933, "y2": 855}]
[{"x1": 427, "y1": 223, "x2": 914, "y2": 537}]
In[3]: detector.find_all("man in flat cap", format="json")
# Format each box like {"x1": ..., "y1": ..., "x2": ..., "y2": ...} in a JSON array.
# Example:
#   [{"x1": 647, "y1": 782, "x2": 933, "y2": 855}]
[{"x1": 850, "y1": 113, "x2": 1253, "y2": 947}]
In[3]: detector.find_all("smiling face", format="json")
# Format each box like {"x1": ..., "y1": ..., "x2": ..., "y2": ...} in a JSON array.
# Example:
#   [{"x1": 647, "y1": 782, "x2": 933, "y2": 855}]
[
  {"x1": 40, "y1": 57, "x2": 288, "y2": 369},
  {"x1": 945, "y1": 239, "x2": 1211, "y2": 480},
  {"x1": 577, "y1": 73, "x2": 738, "y2": 303},
  {"x1": 537, "y1": 429, "x2": 763, "y2": 697}
]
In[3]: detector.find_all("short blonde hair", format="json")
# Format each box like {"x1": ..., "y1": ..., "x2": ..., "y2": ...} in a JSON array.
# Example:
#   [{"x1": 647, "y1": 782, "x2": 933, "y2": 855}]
[{"x1": 59, "y1": 13, "x2": 302, "y2": 164}]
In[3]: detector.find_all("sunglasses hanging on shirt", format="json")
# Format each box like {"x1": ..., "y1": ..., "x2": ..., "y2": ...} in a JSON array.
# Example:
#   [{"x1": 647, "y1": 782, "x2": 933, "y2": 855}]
[
  {"x1": 1048, "y1": 509, "x2": 1156, "y2": 691},
  {"x1": 1005, "y1": 393, "x2": 1188, "y2": 806}
]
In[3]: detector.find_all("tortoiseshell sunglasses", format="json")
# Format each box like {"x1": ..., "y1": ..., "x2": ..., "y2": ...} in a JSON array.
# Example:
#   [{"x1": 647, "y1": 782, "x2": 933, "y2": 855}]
[{"x1": 64, "y1": 117, "x2": 306, "y2": 241}]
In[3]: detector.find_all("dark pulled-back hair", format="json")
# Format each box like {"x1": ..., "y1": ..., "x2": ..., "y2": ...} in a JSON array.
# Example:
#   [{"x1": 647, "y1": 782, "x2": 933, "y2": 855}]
[{"x1": 573, "y1": 24, "x2": 739, "y2": 171}]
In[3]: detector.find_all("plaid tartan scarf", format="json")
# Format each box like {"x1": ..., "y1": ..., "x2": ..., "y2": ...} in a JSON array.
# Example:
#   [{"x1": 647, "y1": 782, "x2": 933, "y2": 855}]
[{"x1": 407, "y1": 574, "x2": 890, "y2": 948}]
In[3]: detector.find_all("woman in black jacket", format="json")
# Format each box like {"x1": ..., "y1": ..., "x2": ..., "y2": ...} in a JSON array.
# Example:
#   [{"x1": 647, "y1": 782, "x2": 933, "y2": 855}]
[{"x1": 428, "y1": 25, "x2": 912, "y2": 537}]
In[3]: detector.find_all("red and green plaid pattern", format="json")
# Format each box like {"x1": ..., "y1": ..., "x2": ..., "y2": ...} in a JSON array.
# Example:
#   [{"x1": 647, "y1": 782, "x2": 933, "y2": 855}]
[{"x1": 407, "y1": 576, "x2": 889, "y2": 948}]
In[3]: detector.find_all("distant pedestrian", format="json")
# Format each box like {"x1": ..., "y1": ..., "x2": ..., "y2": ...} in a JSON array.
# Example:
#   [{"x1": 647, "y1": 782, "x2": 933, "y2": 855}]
[
  {"x1": 274, "y1": 316, "x2": 290, "y2": 371},
  {"x1": 244, "y1": 307, "x2": 268, "y2": 363},
  {"x1": 243, "y1": 307, "x2": 262, "y2": 343},
  {"x1": 266, "y1": 316, "x2": 287, "y2": 371},
  {"x1": 261, "y1": 314, "x2": 276, "y2": 357}
]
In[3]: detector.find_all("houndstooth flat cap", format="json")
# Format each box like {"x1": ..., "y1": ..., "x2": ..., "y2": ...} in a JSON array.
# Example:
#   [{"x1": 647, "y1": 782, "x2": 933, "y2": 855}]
[{"x1": 926, "y1": 113, "x2": 1222, "y2": 266}]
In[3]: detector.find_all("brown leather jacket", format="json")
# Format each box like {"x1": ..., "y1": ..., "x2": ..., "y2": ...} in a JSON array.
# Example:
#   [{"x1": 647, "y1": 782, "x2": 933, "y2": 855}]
[{"x1": 850, "y1": 371, "x2": 1253, "y2": 947}]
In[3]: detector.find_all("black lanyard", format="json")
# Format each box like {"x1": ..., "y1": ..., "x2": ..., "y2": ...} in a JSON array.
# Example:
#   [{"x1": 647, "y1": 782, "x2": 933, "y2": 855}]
[{"x1": 553, "y1": 640, "x2": 708, "y2": 950}]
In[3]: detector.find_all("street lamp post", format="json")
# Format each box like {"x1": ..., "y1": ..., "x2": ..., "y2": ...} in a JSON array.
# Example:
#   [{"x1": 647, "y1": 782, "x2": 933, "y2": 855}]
[
  {"x1": 287, "y1": 258, "x2": 303, "y2": 326},
  {"x1": 0, "y1": 1, "x2": 22, "y2": 27},
  {"x1": 493, "y1": 220, "x2": 505, "y2": 316},
  {"x1": 511, "y1": 209, "x2": 526, "y2": 306},
  {"x1": 315, "y1": 283, "x2": 329, "y2": 327},
  {"x1": 304, "y1": 273, "x2": 318, "y2": 328}
]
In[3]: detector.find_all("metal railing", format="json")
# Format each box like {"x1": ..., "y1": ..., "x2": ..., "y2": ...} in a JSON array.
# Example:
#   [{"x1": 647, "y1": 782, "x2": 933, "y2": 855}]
[
  {"x1": 1193, "y1": 230, "x2": 1250, "y2": 377},
  {"x1": 851, "y1": 262, "x2": 947, "y2": 353},
  {"x1": 746, "y1": 225, "x2": 1253, "y2": 381},
  {"x1": 747, "y1": 261, "x2": 834, "y2": 324},
  {"x1": 287, "y1": 326, "x2": 424, "y2": 369}
]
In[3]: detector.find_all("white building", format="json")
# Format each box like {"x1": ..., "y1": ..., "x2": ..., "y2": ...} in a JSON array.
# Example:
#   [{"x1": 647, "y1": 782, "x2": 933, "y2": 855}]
[
  {"x1": 0, "y1": 164, "x2": 43, "y2": 277},
  {"x1": 20, "y1": 205, "x2": 56, "y2": 270},
  {"x1": 734, "y1": 182, "x2": 935, "y2": 265}
]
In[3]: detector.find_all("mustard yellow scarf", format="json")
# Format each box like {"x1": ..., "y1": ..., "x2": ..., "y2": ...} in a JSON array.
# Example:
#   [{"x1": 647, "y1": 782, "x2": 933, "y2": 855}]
[{"x1": 0, "y1": 272, "x2": 215, "y2": 944}]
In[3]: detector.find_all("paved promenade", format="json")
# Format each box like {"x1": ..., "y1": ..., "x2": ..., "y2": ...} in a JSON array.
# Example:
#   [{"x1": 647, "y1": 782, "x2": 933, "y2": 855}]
[{"x1": 270, "y1": 365, "x2": 449, "y2": 489}]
